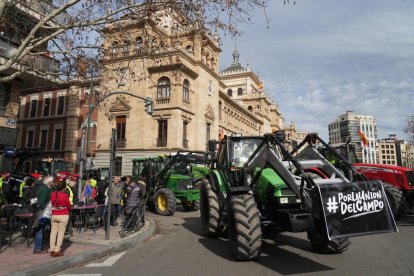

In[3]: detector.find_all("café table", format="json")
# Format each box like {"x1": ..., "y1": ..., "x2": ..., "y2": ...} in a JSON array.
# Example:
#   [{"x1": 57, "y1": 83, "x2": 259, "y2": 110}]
[{"x1": 71, "y1": 204, "x2": 105, "y2": 232}]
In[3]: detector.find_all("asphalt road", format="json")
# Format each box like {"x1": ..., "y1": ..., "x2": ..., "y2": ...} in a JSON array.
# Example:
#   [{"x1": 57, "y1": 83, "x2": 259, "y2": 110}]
[{"x1": 57, "y1": 209, "x2": 414, "y2": 276}]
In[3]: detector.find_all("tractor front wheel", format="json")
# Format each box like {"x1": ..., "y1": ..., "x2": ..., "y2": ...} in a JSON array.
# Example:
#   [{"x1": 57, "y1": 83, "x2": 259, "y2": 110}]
[
  {"x1": 228, "y1": 194, "x2": 262, "y2": 261},
  {"x1": 154, "y1": 188, "x2": 176, "y2": 216},
  {"x1": 182, "y1": 200, "x2": 200, "y2": 211},
  {"x1": 308, "y1": 216, "x2": 350, "y2": 254},
  {"x1": 383, "y1": 183, "x2": 405, "y2": 219},
  {"x1": 200, "y1": 179, "x2": 221, "y2": 237}
]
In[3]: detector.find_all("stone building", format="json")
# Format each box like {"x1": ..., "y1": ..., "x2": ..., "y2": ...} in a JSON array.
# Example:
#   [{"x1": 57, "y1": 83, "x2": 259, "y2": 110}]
[
  {"x1": 0, "y1": 0, "x2": 59, "y2": 171},
  {"x1": 329, "y1": 111, "x2": 378, "y2": 163},
  {"x1": 15, "y1": 82, "x2": 98, "y2": 173},
  {"x1": 378, "y1": 134, "x2": 414, "y2": 168},
  {"x1": 93, "y1": 5, "x2": 285, "y2": 175}
]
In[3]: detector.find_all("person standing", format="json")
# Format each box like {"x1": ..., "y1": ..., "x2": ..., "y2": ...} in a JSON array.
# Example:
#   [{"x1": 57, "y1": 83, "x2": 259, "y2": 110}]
[
  {"x1": 50, "y1": 181, "x2": 71, "y2": 257},
  {"x1": 33, "y1": 176, "x2": 53, "y2": 254},
  {"x1": 106, "y1": 176, "x2": 122, "y2": 226},
  {"x1": 96, "y1": 176, "x2": 108, "y2": 205},
  {"x1": 123, "y1": 176, "x2": 141, "y2": 226},
  {"x1": 22, "y1": 178, "x2": 37, "y2": 211}
]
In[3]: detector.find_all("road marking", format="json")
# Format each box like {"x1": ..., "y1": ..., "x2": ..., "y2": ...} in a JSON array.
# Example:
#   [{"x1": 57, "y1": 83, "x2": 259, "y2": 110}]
[
  {"x1": 59, "y1": 274, "x2": 102, "y2": 276},
  {"x1": 85, "y1": 252, "x2": 126, "y2": 267}
]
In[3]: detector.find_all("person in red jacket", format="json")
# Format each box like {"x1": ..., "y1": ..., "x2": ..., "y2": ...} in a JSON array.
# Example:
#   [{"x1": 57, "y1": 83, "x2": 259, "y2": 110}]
[{"x1": 49, "y1": 181, "x2": 71, "y2": 257}]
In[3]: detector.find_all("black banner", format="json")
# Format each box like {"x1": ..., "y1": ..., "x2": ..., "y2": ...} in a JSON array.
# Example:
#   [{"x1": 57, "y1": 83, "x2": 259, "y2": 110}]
[{"x1": 317, "y1": 180, "x2": 398, "y2": 240}]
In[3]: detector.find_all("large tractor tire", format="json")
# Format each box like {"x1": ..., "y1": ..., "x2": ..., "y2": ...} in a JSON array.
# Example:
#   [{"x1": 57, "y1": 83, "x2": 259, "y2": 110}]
[
  {"x1": 308, "y1": 216, "x2": 350, "y2": 254},
  {"x1": 382, "y1": 183, "x2": 405, "y2": 219},
  {"x1": 200, "y1": 179, "x2": 221, "y2": 237},
  {"x1": 154, "y1": 188, "x2": 176, "y2": 216},
  {"x1": 182, "y1": 200, "x2": 200, "y2": 211},
  {"x1": 228, "y1": 194, "x2": 262, "y2": 261}
]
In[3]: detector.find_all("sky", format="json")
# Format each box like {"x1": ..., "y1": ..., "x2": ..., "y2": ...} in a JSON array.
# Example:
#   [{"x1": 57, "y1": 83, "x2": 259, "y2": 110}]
[{"x1": 219, "y1": 0, "x2": 414, "y2": 141}]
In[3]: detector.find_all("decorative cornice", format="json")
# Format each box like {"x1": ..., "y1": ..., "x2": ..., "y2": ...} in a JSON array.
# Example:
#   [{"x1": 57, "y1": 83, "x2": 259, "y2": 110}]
[{"x1": 148, "y1": 63, "x2": 198, "y2": 80}]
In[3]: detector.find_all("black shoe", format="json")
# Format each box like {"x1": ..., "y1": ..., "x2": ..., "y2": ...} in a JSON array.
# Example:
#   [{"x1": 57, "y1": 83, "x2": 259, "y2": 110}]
[{"x1": 33, "y1": 249, "x2": 48, "y2": 254}]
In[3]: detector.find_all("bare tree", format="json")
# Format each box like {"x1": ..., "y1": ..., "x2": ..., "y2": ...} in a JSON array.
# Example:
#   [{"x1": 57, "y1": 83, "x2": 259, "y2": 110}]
[
  {"x1": 0, "y1": 0, "x2": 269, "y2": 84},
  {"x1": 404, "y1": 115, "x2": 414, "y2": 143}
]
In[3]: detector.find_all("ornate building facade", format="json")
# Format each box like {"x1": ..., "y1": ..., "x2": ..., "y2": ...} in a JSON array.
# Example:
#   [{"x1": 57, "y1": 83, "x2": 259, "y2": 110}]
[{"x1": 93, "y1": 5, "x2": 286, "y2": 175}]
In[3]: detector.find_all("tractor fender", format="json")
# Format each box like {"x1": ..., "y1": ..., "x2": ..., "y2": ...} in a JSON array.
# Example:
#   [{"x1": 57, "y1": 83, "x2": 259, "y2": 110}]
[{"x1": 207, "y1": 171, "x2": 221, "y2": 194}]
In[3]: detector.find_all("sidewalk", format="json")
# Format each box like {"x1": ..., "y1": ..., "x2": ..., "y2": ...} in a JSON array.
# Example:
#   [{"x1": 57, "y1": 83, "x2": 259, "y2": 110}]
[{"x1": 3, "y1": 218, "x2": 156, "y2": 276}]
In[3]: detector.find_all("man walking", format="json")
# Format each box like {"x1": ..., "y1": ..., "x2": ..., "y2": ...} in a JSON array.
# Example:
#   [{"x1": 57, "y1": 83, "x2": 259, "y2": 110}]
[{"x1": 33, "y1": 176, "x2": 53, "y2": 254}]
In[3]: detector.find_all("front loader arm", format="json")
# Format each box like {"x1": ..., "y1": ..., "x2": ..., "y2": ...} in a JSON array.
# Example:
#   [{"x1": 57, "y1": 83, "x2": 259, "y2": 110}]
[{"x1": 243, "y1": 136, "x2": 314, "y2": 210}]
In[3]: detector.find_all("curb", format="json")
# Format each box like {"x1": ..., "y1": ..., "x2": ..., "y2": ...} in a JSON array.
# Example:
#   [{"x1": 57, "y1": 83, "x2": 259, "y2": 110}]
[{"x1": 10, "y1": 218, "x2": 156, "y2": 276}]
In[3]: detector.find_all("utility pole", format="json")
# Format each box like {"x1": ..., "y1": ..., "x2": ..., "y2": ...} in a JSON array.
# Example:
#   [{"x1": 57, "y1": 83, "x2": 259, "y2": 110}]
[
  {"x1": 105, "y1": 128, "x2": 116, "y2": 240},
  {"x1": 85, "y1": 74, "x2": 94, "y2": 157},
  {"x1": 77, "y1": 127, "x2": 86, "y2": 201}
]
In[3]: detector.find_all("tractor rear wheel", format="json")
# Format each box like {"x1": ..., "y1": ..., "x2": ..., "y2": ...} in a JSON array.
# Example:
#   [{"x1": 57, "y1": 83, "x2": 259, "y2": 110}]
[
  {"x1": 200, "y1": 179, "x2": 221, "y2": 237},
  {"x1": 182, "y1": 200, "x2": 200, "y2": 211},
  {"x1": 154, "y1": 188, "x2": 176, "y2": 216},
  {"x1": 228, "y1": 194, "x2": 262, "y2": 261},
  {"x1": 383, "y1": 183, "x2": 405, "y2": 219}
]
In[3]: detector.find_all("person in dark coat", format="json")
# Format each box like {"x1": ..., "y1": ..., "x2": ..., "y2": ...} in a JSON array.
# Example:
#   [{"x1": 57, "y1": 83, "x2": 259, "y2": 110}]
[
  {"x1": 124, "y1": 176, "x2": 141, "y2": 215},
  {"x1": 96, "y1": 176, "x2": 108, "y2": 205},
  {"x1": 22, "y1": 178, "x2": 37, "y2": 210}
]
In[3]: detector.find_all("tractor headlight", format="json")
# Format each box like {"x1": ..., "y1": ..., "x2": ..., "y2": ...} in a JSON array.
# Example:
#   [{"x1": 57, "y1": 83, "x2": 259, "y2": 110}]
[
  {"x1": 178, "y1": 179, "x2": 193, "y2": 190},
  {"x1": 246, "y1": 174, "x2": 252, "y2": 184},
  {"x1": 280, "y1": 197, "x2": 289, "y2": 204}
]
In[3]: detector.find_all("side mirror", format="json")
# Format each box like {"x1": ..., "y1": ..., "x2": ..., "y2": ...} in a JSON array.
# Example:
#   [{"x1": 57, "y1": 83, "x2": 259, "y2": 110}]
[{"x1": 274, "y1": 130, "x2": 286, "y2": 142}]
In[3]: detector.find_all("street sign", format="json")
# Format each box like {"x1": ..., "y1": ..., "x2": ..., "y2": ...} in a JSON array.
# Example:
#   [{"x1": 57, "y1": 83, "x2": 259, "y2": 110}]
[{"x1": 6, "y1": 118, "x2": 16, "y2": 126}]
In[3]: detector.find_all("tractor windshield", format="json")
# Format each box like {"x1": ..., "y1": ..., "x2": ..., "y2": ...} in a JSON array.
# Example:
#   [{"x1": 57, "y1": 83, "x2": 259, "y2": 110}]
[
  {"x1": 133, "y1": 159, "x2": 165, "y2": 179},
  {"x1": 132, "y1": 161, "x2": 146, "y2": 178},
  {"x1": 229, "y1": 138, "x2": 263, "y2": 167}
]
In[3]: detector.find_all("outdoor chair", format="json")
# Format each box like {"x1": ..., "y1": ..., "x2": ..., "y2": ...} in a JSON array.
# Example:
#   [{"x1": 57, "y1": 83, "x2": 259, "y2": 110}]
[
  {"x1": 84, "y1": 206, "x2": 105, "y2": 232},
  {"x1": 0, "y1": 205, "x2": 17, "y2": 246}
]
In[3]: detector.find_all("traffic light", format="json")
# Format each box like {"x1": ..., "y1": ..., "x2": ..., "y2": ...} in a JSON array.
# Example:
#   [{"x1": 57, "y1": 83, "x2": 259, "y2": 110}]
[{"x1": 145, "y1": 97, "x2": 153, "y2": 115}]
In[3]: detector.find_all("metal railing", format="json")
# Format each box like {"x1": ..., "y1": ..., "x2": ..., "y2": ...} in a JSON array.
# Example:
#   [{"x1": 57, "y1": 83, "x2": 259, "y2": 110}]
[
  {"x1": 156, "y1": 138, "x2": 167, "y2": 147},
  {"x1": 156, "y1": 98, "x2": 170, "y2": 104},
  {"x1": 115, "y1": 139, "x2": 126, "y2": 148}
]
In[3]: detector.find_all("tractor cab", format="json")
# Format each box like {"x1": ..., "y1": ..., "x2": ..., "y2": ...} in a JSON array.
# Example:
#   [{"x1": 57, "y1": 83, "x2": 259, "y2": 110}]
[
  {"x1": 37, "y1": 158, "x2": 67, "y2": 177},
  {"x1": 132, "y1": 156, "x2": 166, "y2": 191}
]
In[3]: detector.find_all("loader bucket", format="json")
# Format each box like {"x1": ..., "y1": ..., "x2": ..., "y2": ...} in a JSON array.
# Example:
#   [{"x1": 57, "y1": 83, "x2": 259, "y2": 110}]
[{"x1": 316, "y1": 180, "x2": 398, "y2": 240}]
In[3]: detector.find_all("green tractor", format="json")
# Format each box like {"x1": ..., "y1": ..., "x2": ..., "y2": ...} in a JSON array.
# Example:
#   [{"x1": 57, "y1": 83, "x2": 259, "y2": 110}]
[
  {"x1": 132, "y1": 152, "x2": 212, "y2": 216},
  {"x1": 200, "y1": 132, "x2": 397, "y2": 261}
]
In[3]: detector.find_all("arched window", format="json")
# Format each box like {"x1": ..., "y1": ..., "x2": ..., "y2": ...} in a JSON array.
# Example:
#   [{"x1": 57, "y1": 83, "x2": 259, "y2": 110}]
[
  {"x1": 135, "y1": 37, "x2": 143, "y2": 53},
  {"x1": 111, "y1": 41, "x2": 119, "y2": 58},
  {"x1": 186, "y1": 44, "x2": 193, "y2": 54},
  {"x1": 183, "y1": 79, "x2": 190, "y2": 103},
  {"x1": 248, "y1": 106, "x2": 252, "y2": 112},
  {"x1": 123, "y1": 40, "x2": 130, "y2": 56},
  {"x1": 237, "y1": 88, "x2": 243, "y2": 96},
  {"x1": 227, "y1": 89, "x2": 233, "y2": 97},
  {"x1": 157, "y1": 77, "x2": 171, "y2": 99}
]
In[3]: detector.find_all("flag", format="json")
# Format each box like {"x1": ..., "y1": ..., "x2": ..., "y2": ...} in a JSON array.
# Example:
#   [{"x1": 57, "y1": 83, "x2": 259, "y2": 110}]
[{"x1": 357, "y1": 130, "x2": 369, "y2": 146}]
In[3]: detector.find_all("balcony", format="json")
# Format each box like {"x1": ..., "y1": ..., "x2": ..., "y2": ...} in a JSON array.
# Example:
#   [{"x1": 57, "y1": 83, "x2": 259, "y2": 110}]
[
  {"x1": 115, "y1": 139, "x2": 126, "y2": 148},
  {"x1": 156, "y1": 98, "x2": 170, "y2": 104},
  {"x1": 156, "y1": 138, "x2": 167, "y2": 147},
  {"x1": 0, "y1": 40, "x2": 59, "y2": 74},
  {"x1": 16, "y1": 0, "x2": 64, "y2": 25}
]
